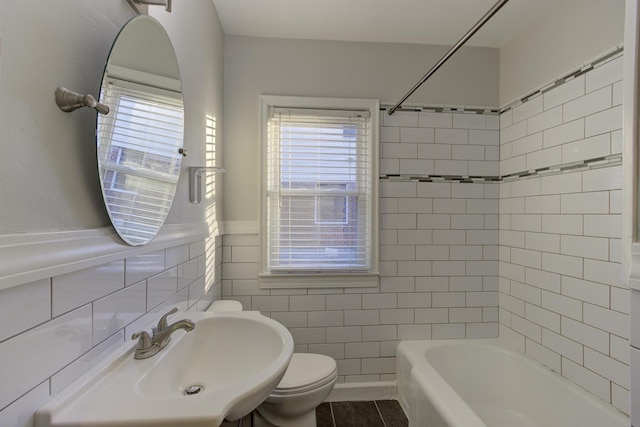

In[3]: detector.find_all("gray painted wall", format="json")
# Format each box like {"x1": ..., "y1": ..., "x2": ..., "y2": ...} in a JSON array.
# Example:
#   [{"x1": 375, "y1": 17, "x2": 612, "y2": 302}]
[
  {"x1": 222, "y1": 36, "x2": 500, "y2": 222},
  {"x1": 0, "y1": 0, "x2": 224, "y2": 233},
  {"x1": 0, "y1": 1, "x2": 130, "y2": 233},
  {"x1": 499, "y1": 0, "x2": 625, "y2": 106}
]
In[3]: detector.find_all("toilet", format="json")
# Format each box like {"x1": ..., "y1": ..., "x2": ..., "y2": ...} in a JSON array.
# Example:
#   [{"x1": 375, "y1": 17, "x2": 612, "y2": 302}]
[{"x1": 207, "y1": 300, "x2": 338, "y2": 427}]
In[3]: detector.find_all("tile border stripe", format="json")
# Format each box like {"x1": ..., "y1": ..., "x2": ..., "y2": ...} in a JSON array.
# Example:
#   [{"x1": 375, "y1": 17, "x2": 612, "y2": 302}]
[{"x1": 379, "y1": 154, "x2": 622, "y2": 184}]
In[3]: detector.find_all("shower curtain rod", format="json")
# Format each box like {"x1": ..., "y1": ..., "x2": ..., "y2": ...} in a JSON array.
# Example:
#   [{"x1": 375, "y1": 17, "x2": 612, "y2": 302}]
[{"x1": 388, "y1": 0, "x2": 510, "y2": 115}]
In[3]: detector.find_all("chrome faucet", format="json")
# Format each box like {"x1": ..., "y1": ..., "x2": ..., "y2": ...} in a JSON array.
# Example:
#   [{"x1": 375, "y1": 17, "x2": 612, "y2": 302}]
[{"x1": 131, "y1": 307, "x2": 195, "y2": 359}]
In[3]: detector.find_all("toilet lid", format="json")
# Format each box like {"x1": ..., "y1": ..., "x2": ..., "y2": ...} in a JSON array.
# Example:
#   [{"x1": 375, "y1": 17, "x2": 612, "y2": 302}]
[{"x1": 275, "y1": 353, "x2": 337, "y2": 392}]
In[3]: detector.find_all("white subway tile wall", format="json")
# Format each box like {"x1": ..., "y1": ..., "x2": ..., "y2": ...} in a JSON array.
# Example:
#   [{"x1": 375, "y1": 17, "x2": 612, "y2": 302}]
[
  {"x1": 221, "y1": 55, "x2": 628, "y2": 415},
  {"x1": 499, "y1": 55, "x2": 627, "y2": 414},
  {"x1": 0, "y1": 236, "x2": 223, "y2": 424},
  {"x1": 223, "y1": 108, "x2": 501, "y2": 385}
]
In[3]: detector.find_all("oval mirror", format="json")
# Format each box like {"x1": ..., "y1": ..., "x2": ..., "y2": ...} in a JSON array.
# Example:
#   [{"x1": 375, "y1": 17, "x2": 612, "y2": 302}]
[{"x1": 97, "y1": 15, "x2": 184, "y2": 246}]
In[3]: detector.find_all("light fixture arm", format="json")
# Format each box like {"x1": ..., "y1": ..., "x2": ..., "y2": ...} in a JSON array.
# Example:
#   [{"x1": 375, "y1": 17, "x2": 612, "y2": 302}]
[
  {"x1": 55, "y1": 87, "x2": 109, "y2": 115},
  {"x1": 131, "y1": 0, "x2": 172, "y2": 13}
]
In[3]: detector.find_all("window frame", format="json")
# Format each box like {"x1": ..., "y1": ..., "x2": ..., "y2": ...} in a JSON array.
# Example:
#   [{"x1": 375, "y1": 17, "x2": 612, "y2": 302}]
[{"x1": 259, "y1": 95, "x2": 380, "y2": 289}]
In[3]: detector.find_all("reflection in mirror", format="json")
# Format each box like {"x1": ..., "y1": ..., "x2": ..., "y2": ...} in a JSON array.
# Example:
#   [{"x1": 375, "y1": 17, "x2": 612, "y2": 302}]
[{"x1": 97, "y1": 16, "x2": 184, "y2": 246}]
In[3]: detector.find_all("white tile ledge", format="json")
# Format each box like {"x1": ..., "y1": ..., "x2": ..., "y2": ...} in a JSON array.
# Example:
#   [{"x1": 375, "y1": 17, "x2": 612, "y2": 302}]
[
  {"x1": 0, "y1": 222, "x2": 208, "y2": 292},
  {"x1": 628, "y1": 243, "x2": 640, "y2": 291},
  {"x1": 221, "y1": 220, "x2": 259, "y2": 235}
]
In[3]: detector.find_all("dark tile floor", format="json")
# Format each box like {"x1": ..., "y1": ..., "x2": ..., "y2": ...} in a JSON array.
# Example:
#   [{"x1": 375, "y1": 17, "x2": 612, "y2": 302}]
[
  {"x1": 221, "y1": 400, "x2": 408, "y2": 427},
  {"x1": 318, "y1": 400, "x2": 408, "y2": 427}
]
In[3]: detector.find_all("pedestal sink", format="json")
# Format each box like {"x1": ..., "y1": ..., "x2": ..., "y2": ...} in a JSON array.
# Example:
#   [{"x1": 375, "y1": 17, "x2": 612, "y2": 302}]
[{"x1": 36, "y1": 311, "x2": 294, "y2": 427}]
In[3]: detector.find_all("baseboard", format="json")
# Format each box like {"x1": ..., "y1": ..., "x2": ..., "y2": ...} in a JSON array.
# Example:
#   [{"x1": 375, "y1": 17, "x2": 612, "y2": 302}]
[{"x1": 326, "y1": 381, "x2": 397, "y2": 402}]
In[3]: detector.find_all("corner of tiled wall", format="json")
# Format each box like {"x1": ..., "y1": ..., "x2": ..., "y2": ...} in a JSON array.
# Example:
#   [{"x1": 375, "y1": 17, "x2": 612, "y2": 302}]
[
  {"x1": 223, "y1": 106, "x2": 502, "y2": 385},
  {"x1": 0, "y1": 234, "x2": 223, "y2": 427},
  {"x1": 222, "y1": 52, "x2": 630, "y2": 417},
  {"x1": 498, "y1": 53, "x2": 628, "y2": 414}
]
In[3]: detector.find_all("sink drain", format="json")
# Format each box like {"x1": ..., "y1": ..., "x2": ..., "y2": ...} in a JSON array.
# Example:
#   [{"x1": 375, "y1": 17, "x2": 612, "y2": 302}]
[{"x1": 184, "y1": 385, "x2": 204, "y2": 396}]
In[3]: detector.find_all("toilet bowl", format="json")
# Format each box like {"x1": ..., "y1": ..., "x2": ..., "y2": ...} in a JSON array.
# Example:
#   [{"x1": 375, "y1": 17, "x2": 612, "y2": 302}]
[
  {"x1": 206, "y1": 301, "x2": 337, "y2": 427},
  {"x1": 254, "y1": 353, "x2": 337, "y2": 427}
]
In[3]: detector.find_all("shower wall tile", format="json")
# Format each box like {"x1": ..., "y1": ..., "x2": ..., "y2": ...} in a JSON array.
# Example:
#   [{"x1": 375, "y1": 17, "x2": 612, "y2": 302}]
[
  {"x1": 499, "y1": 58, "x2": 626, "y2": 414},
  {"x1": 452, "y1": 113, "x2": 486, "y2": 129},
  {"x1": 543, "y1": 119, "x2": 584, "y2": 148},
  {"x1": 435, "y1": 128, "x2": 469, "y2": 145},
  {"x1": 562, "y1": 134, "x2": 611, "y2": 163},
  {"x1": 470, "y1": 129, "x2": 500, "y2": 145},
  {"x1": 400, "y1": 127, "x2": 434, "y2": 143},
  {"x1": 586, "y1": 56, "x2": 623, "y2": 93},
  {"x1": 382, "y1": 110, "x2": 418, "y2": 127},
  {"x1": 527, "y1": 106, "x2": 562, "y2": 134},
  {"x1": 486, "y1": 115, "x2": 500, "y2": 130},
  {"x1": 499, "y1": 109, "x2": 513, "y2": 129},
  {"x1": 585, "y1": 105, "x2": 623, "y2": 137},
  {"x1": 513, "y1": 95, "x2": 543, "y2": 123},
  {"x1": 563, "y1": 86, "x2": 612, "y2": 123},
  {"x1": 612, "y1": 383, "x2": 630, "y2": 418},
  {"x1": 501, "y1": 120, "x2": 527, "y2": 144},
  {"x1": 381, "y1": 126, "x2": 400, "y2": 142},
  {"x1": 512, "y1": 133, "x2": 543, "y2": 157},
  {"x1": 543, "y1": 75, "x2": 585, "y2": 110},
  {"x1": 583, "y1": 165, "x2": 623, "y2": 191},
  {"x1": 562, "y1": 358, "x2": 611, "y2": 402},
  {"x1": 419, "y1": 111, "x2": 452, "y2": 128},
  {"x1": 613, "y1": 81, "x2": 623, "y2": 107}
]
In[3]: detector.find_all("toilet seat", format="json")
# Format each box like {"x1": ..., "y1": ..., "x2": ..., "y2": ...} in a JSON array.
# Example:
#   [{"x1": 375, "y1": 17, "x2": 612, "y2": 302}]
[{"x1": 270, "y1": 353, "x2": 337, "y2": 396}]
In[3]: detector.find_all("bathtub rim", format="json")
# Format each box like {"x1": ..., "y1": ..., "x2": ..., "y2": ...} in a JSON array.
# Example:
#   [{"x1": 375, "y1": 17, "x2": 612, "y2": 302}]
[{"x1": 396, "y1": 338, "x2": 629, "y2": 427}]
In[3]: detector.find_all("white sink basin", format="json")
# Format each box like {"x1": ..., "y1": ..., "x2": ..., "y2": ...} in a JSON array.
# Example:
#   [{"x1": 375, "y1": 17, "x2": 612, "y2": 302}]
[{"x1": 36, "y1": 311, "x2": 294, "y2": 427}]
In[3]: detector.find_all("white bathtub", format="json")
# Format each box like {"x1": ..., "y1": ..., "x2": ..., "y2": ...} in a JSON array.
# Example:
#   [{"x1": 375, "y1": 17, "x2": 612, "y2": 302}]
[{"x1": 396, "y1": 339, "x2": 628, "y2": 427}]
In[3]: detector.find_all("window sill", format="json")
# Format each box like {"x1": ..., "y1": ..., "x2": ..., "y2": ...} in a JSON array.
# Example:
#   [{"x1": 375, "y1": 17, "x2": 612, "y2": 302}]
[{"x1": 259, "y1": 272, "x2": 379, "y2": 289}]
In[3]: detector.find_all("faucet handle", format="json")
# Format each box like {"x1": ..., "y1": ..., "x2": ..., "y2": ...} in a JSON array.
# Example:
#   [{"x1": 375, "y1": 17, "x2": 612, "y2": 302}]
[
  {"x1": 131, "y1": 331, "x2": 153, "y2": 350},
  {"x1": 156, "y1": 307, "x2": 179, "y2": 332}
]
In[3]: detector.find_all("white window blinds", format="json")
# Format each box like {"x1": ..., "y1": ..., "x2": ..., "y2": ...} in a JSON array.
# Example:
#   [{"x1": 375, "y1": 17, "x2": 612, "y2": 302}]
[
  {"x1": 97, "y1": 80, "x2": 184, "y2": 245},
  {"x1": 266, "y1": 107, "x2": 372, "y2": 272}
]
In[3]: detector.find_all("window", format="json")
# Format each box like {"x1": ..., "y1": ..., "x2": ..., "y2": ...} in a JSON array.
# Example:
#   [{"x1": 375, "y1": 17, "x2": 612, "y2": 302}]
[{"x1": 260, "y1": 96, "x2": 379, "y2": 288}]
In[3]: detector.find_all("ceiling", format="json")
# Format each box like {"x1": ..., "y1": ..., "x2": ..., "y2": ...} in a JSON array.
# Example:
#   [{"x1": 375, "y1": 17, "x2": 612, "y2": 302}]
[{"x1": 211, "y1": 0, "x2": 562, "y2": 48}]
